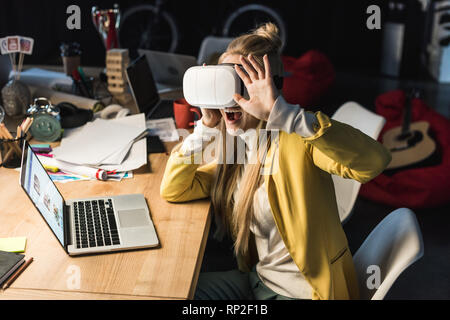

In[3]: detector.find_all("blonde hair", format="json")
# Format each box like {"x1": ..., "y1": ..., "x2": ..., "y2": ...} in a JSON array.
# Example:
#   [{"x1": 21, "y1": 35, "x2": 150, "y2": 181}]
[
  {"x1": 219, "y1": 22, "x2": 283, "y2": 75},
  {"x1": 211, "y1": 23, "x2": 282, "y2": 261}
]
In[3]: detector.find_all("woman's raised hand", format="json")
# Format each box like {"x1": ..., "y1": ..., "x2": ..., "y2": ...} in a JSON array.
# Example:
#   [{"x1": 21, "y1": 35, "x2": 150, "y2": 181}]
[{"x1": 233, "y1": 54, "x2": 279, "y2": 121}]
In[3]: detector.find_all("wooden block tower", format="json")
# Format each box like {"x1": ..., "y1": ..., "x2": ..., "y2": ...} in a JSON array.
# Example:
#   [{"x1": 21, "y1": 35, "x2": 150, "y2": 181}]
[{"x1": 106, "y1": 49, "x2": 129, "y2": 94}]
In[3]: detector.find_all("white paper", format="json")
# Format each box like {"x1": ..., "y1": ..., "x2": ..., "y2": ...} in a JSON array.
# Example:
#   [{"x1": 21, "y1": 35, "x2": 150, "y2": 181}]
[
  {"x1": 100, "y1": 139, "x2": 133, "y2": 165},
  {"x1": 53, "y1": 115, "x2": 145, "y2": 166},
  {"x1": 13, "y1": 68, "x2": 73, "y2": 89},
  {"x1": 98, "y1": 114, "x2": 148, "y2": 172},
  {"x1": 146, "y1": 117, "x2": 179, "y2": 142}
]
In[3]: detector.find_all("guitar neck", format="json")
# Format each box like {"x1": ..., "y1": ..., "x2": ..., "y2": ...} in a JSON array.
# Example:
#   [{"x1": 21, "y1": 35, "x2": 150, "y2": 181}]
[
  {"x1": 401, "y1": 89, "x2": 419, "y2": 135},
  {"x1": 401, "y1": 97, "x2": 412, "y2": 135}
]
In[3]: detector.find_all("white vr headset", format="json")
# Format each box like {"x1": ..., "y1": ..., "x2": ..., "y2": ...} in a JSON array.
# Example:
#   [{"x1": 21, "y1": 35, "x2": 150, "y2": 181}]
[{"x1": 183, "y1": 64, "x2": 283, "y2": 109}]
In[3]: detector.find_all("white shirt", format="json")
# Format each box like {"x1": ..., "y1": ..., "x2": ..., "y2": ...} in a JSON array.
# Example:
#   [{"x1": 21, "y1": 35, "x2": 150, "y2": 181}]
[{"x1": 180, "y1": 96, "x2": 317, "y2": 299}]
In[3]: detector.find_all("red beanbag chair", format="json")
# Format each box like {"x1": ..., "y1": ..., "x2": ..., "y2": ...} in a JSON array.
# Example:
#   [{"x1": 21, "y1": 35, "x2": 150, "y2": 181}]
[
  {"x1": 281, "y1": 50, "x2": 335, "y2": 108},
  {"x1": 359, "y1": 90, "x2": 450, "y2": 209}
]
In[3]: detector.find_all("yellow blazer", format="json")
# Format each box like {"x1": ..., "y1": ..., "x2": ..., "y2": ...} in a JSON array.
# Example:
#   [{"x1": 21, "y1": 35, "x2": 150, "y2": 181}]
[{"x1": 160, "y1": 111, "x2": 391, "y2": 300}]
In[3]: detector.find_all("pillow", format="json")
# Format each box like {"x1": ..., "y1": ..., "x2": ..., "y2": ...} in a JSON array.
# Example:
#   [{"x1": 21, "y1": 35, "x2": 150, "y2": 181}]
[{"x1": 281, "y1": 50, "x2": 335, "y2": 108}]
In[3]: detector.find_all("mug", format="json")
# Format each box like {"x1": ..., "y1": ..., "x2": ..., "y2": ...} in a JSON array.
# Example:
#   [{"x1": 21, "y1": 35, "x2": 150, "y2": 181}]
[{"x1": 173, "y1": 98, "x2": 202, "y2": 129}]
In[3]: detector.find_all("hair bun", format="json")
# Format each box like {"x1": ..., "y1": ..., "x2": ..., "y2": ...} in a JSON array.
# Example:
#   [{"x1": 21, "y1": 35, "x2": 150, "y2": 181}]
[
  {"x1": 255, "y1": 22, "x2": 278, "y2": 38},
  {"x1": 253, "y1": 22, "x2": 282, "y2": 51}
]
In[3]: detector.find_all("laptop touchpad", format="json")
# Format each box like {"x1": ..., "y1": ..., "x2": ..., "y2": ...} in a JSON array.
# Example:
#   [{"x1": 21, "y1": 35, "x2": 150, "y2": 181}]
[{"x1": 118, "y1": 209, "x2": 150, "y2": 228}]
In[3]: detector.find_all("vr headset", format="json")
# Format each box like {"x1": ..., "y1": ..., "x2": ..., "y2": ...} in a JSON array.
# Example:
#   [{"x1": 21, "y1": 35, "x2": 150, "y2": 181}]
[{"x1": 183, "y1": 64, "x2": 283, "y2": 109}]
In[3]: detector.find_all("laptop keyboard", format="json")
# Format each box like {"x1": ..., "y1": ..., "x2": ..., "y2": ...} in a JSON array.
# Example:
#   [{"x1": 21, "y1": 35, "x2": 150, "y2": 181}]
[{"x1": 73, "y1": 199, "x2": 121, "y2": 249}]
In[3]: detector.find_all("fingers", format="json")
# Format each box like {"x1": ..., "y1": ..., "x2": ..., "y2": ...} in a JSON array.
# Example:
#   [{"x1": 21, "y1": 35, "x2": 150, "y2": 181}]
[
  {"x1": 233, "y1": 93, "x2": 249, "y2": 108},
  {"x1": 235, "y1": 54, "x2": 272, "y2": 88},
  {"x1": 248, "y1": 54, "x2": 265, "y2": 79},
  {"x1": 263, "y1": 54, "x2": 272, "y2": 80},
  {"x1": 235, "y1": 63, "x2": 251, "y2": 86},
  {"x1": 240, "y1": 55, "x2": 258, "y2": 81}
]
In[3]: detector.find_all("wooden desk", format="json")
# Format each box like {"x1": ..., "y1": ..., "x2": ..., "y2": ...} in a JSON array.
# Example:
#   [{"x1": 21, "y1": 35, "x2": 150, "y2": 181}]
[{"x1": 0, "y1": 142, "x2": 211, "y2": 300}]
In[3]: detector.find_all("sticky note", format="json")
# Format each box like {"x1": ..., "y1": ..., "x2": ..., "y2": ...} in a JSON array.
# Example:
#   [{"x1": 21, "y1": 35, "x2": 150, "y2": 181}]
[{"x1": 0, "y1": 237, "x2": 27, "y2": 253}]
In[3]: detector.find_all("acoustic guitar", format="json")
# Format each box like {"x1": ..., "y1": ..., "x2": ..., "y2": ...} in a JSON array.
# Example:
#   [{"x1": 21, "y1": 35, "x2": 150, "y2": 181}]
[{"x1": 382, "y1": 89, "x2": 436, "y2": 170}]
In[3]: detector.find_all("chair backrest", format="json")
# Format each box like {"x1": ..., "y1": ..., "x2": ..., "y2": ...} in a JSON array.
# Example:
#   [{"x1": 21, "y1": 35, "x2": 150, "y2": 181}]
[
  {"x1": 331, "y1": 102, "x2": 386, "y2": 223},
  {"x1": 353, "y1": 208, "x2": 424, "y2": 300},
  {"x1": 197, "y1": 36, "x2": 233, "y2": 65}
]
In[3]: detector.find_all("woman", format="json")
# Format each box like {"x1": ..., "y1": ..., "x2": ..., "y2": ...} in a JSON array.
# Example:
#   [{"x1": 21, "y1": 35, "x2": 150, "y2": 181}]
[{"x1": 160, "y1": 23, "x2": 391, "y2": 300}]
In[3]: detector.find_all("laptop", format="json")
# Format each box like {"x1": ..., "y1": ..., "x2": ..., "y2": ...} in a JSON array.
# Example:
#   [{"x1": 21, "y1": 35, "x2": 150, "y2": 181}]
[
  {"x1": 126, "y1": 54, "x2": 173, "y2": 120},
  {"x1": 138, "y1": 49, "x2": 197, "y2": 93},
  {"x1": 19, "y1": 141, "x2": 159, "y2": 256}
]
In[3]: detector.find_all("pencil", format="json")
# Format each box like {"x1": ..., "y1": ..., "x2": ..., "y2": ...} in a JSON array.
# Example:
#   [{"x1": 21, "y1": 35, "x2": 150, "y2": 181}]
[
  {"x1": 21, "y1": 117, "x2": 31, "y2": 131},
  {"x1": 23, "y1": 118, "x2": 34, "y2": 134},
  {"x1": 0, "y1": 123, "x2": 15, "y2": 140},
  {"x1": 0, "y1": 123, "x2": 22, "y2": 155},
  {"x1": 2, "y1": 147, "x2": 14, "y2": 163},
  {"x1": 0, "y1": 123, "x2": 10, "y2": 138},
  {"x1": 2, "y1": 257, "x2": 33, "y2": 290}
]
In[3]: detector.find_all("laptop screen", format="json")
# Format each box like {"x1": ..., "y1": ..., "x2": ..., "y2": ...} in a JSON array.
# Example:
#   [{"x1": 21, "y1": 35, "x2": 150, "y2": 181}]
[
  {"x1": 138, "y1": 49, "x2": 197, "y2": 86},
  {"x1": 20, "y1": 143, "x2": 65, "y2": 246},
  {"x1": 126, "y1": 55, "x2": 160, "y2": 118}
]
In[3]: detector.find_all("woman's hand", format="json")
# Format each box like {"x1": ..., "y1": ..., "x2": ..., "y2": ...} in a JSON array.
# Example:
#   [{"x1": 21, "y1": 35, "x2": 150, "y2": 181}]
[
  {"x1": 200, "y1": 108, "x2": 222, "y2": 128},
  {"x1": 233, "y1": 54, "x2": 279, "y2": 121}
]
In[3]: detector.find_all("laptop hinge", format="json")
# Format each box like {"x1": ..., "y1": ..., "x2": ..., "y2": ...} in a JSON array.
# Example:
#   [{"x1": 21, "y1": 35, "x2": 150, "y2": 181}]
[{"x1": 63, "y1": 203, "x2": 72, "y2": 250}]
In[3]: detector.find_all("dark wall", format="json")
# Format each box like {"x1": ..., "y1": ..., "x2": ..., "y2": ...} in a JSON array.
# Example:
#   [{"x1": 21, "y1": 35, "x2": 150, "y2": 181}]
[{"x1": 0, "y1": 0, "x2": 390, "y2": 73}]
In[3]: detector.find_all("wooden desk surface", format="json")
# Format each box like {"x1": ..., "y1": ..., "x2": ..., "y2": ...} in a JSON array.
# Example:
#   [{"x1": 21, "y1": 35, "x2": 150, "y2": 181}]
[{"x1": 0, "y1": 142, "x2": 211, "y2": 300}]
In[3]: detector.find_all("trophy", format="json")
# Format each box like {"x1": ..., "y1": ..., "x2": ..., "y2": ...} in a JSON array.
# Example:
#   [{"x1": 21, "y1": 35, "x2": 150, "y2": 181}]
[{"x1": 91, "y1": 4, "x2": 121, "y2": 50}]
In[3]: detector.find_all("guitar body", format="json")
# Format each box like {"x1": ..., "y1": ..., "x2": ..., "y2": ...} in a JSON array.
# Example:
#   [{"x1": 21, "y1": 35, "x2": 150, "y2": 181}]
[{"x1": 382, "y1": 121, "x2": 436, "y2": 169}]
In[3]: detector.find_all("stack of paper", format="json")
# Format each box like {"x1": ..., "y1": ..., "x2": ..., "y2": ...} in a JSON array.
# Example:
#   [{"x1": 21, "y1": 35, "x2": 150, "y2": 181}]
[{"x1": 52, "y1": 113, "x2": 148, "y2": 175}]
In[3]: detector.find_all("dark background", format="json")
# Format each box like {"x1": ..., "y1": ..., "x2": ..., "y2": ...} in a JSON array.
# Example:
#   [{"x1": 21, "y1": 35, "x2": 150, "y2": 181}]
[
  {"x1": 1, "y1": 0, "x2": 449, "y2": 300},
  {"x1": 0, "y1": 0, "x2": 391, "y2": 73}
]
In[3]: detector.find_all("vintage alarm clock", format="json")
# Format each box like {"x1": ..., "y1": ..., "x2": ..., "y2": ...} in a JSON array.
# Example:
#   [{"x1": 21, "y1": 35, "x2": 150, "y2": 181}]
[{"x1": 27, "y1": 97, "x2": 62, "y2": 142}]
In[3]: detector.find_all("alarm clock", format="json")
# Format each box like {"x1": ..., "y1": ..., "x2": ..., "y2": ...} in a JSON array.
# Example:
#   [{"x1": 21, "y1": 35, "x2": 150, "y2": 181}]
[{"x1": 27, "y1": 97, "x2": 62, "y2": 142}]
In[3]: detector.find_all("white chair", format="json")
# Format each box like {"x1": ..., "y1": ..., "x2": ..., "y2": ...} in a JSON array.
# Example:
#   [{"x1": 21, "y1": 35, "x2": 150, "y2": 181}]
[
  {"x1": 331, "y1": 102, "x2": 386, "y2": 223},
  {"x1": 197, "y1": 36, "x2": 233, "y2": 65},
  {"x1": 353, "y1": 208, "x2": 424, "y2": 300}
]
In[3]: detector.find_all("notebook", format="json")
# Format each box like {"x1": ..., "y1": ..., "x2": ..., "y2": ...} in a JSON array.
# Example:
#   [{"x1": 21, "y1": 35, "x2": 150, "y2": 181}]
[{"x1": 0, "y1": 250, "x2": 25, "y2": 287}]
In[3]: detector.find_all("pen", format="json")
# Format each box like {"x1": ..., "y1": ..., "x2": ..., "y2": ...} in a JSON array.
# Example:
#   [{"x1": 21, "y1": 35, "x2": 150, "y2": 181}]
[
  {"x1": 77, "y1": 66, "x2": 93, "y2": 98},
  {"x1": 72, "y1": 69, "x2": 91, "y2": 98},
  {"x1": 77, "y1": 67, "x2": 93, "y2": 98},
  {"x1": 2, "y1": 257, "x2": 33, "y2": 290},
  {"x1": 77, "y1": 66, "x2": 87, "y2": 81}
]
